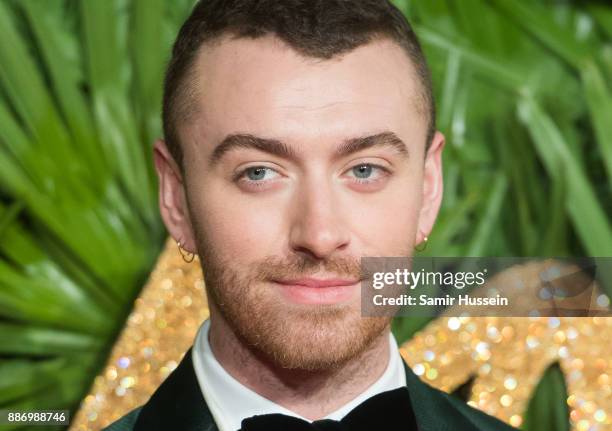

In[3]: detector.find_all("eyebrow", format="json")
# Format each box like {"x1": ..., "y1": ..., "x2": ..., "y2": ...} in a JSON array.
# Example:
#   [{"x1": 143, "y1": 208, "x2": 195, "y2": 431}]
[
  {"x1": 209, "y1": 134, "x2": 296, "y2": 165},
  {"x1": 335, "y1": 132, "x2": 409, "y2": 158},
  {"x1": 208, "y1": 131, "x2": 409, "y2": 165}
]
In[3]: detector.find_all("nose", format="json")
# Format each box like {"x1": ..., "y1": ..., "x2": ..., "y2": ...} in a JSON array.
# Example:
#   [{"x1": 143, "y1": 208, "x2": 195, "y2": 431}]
[{"x1": 288, "y1": 179, "x2": 351, "y2": 260}]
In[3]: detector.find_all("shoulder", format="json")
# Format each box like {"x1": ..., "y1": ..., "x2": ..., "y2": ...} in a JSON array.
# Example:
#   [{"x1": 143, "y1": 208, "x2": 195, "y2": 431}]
[
  {"x1": 403, "y1": 362, "x2": 517, "y2": 431},
  {"x1": 441, "y1": 390, "x2": 517, "y2": 430},
  {"x1": 102, "y1": 406, "x2": 143, "y2": 431}
]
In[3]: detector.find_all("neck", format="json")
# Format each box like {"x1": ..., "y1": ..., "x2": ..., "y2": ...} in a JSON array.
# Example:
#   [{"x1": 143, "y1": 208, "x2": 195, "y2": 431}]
[{"x1": 207, "y1": 307, "x2": 391, "y2": 420}]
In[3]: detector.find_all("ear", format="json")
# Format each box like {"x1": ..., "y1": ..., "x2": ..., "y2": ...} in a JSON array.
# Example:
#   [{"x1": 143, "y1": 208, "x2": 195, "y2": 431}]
[
  {"x1": 153, "y1": 139, "x2": 196, "y2": 253},
  {"x1": 415, "y1": 131, "x2": 445, "y2": 245}
]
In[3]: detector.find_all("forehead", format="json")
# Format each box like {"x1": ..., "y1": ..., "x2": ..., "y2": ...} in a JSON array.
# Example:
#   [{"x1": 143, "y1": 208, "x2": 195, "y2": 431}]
[{"x1": 183, "y1": 35, "x2": 426, "y2": 156}]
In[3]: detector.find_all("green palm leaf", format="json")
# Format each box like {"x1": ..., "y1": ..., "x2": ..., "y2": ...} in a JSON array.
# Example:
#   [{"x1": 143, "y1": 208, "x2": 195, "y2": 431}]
[
  {"x1": 394, "y1": 1, "x2": 612, "y2": 429},
  {"x1": 0, "y1": 0, "x2": 193, "y2": 428}
]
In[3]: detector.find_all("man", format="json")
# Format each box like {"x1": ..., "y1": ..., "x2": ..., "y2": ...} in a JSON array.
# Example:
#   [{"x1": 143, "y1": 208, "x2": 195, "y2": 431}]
[{"x1": 105, "y1": 0, "x2": 515, "y2": 430}]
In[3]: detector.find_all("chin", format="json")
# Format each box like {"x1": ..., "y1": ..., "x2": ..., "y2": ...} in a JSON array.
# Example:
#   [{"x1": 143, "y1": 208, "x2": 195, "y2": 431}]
[{"x1": 234, "y1": 303, "x2": 390, "y2": 371}]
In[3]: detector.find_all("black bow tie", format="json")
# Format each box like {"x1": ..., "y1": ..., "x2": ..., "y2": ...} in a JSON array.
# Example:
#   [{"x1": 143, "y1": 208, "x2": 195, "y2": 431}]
[{"x1": 239, "y1": 387, "x2": 418, "y2": 430}]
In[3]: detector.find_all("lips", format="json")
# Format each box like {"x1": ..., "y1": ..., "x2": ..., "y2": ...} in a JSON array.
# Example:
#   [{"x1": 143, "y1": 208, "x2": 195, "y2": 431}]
[
  {"x1": 274, "y1": 278, "x2": 361, "y2": 288},
  {"x1": 272, "y1": 277, "x2": 362, "y2": 304}
]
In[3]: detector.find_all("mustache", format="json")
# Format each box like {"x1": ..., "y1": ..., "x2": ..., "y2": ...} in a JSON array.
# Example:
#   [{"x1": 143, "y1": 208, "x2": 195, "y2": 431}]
[{"x1": 252, "y1": 254, "x2": 367, "y2": 281}]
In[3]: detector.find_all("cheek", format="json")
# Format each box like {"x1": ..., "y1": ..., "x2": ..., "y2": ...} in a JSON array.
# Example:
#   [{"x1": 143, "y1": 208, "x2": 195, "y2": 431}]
[
  {"x1": 346, "y1": 179, "x2": 421, "y2": 254},
  {"x1": 189, "y1": 183, "x2": 289, "y2": 261}
]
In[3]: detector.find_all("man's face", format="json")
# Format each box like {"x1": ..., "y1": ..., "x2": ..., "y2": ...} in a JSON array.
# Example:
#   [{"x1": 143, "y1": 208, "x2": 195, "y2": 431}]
[{"x1": 155, "y1": 35, "x2": 444, "y2": 370}]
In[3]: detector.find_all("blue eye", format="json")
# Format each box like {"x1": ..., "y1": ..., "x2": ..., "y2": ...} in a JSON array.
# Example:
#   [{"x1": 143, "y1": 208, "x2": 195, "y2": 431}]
[
  {"x1": 246, "y1": 167, "x2": 268, "y2": 180},
  {"x1": 352, "y1": 164, "x2": 373, "y2": 179},
  {"x1": 345, "y1": 163, "x2": 390, "y2": 186},
  {"x1": 239, "y1": 166, "x2": 281, "y2": 183}
]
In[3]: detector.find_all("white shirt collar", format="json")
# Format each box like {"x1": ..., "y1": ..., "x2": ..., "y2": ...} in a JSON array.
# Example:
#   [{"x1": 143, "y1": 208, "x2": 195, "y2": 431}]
[{"x1": 192, "y1": 319, "x2": 406, "y2": 431}]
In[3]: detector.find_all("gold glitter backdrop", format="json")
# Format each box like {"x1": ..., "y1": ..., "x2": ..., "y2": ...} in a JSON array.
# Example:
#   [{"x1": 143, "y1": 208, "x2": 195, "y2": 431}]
[{"x1": 69, "y1": 239, "x2": 612, "y2": 430}]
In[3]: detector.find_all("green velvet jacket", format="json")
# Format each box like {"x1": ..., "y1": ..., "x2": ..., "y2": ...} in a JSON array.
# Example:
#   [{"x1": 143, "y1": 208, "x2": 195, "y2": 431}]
[{"x1": 103, "y1": 347, "x2": 516, "y2": 431}]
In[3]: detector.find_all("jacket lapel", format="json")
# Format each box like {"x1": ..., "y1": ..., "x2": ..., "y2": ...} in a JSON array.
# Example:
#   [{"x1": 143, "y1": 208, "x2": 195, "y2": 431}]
[
  {"x1": 402, "y1": 360, "x2": 467, "y2": 431},
  {"x1": 134, "y1": 347, "x2": 217, "y2": 431},
  {"x1": 402, "y1": 360, "x2": 516, "y2": 431}
]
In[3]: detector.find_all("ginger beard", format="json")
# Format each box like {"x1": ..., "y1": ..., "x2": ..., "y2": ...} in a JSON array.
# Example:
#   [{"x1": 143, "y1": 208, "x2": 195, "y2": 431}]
[{"x1": 195, "y1": 233, "x2": 392, "y2": 371}]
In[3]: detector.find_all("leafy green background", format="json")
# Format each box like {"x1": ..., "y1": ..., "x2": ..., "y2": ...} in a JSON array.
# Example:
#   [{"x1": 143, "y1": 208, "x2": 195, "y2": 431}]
[{"x1": 0, "y1": 0, "x2": 610, "y2": 430}]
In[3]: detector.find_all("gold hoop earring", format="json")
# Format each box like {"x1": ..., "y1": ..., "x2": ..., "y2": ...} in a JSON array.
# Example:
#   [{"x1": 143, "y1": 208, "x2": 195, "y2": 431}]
[
  {"x1": 177, "y1": 240, "x2": 195, "y2": 263},
  {"x1": 414, "y1": 236, "x2": 428, "y2": 252}
]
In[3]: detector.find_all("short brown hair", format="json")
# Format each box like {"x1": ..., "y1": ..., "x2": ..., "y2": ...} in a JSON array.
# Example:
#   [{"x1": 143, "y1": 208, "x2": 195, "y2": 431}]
[{"x1": 163, "y1": 0, "x2": 435, "y2": 169}]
